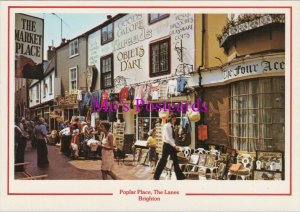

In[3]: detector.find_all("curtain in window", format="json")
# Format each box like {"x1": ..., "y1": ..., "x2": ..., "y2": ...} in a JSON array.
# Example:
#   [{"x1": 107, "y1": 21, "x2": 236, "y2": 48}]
[{"x1": 230, "y1": 77, "x2": 285, "y2": 152}]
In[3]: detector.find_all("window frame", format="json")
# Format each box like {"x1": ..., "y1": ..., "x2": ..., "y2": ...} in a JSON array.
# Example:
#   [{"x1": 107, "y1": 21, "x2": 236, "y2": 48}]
[
  {"x1": 69, "y1": 39, "x2": 79, "y2": 58},
  {"x1": 101, "y1": 23, "x2": 114, "y2": 45},
  {"x1": 69, "y1": 66, "x2": 78, "y2": 92},
  {"x1": 36, "y1": 84, "x2": 39, "y2": 103},
  {"x1": 149, "y1": 37, "x2": 171, "y2": 77},
  {"x1": 100, "y1": 54, "x2": 114, "y2": 89},
  {"x1": 49, "y1": 74, "x2": 53, "y2": 95},
  {"x1": 43, "y1": 79, "x2": 46, "y2": 98},
  {"x1": 229, "y1": 77, "x2": 285, "y2": 151},
  {"x1": 148, "y1": 14, "x2": 170, "y2": 24}
]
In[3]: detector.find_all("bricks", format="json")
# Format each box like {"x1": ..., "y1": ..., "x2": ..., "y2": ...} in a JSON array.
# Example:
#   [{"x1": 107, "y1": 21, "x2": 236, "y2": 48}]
[{"x1": 203, "y1": 85, "x2": 230, "y2": 146}]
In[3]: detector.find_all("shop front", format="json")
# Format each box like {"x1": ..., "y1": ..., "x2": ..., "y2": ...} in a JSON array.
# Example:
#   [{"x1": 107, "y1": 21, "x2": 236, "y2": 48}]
[{"x1": 202, "y1": 52, "x2": 285, "y2": 153}]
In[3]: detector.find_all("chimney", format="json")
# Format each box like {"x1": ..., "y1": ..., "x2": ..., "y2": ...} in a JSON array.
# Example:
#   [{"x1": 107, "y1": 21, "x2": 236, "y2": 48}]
[
  {"x1": 47, "y1": 46, "x2": 55, "y2": 60},
  {"x1": 61, "y1": 38, "x2": 66, "y2": 45},
  {"x1": 107, "y1": 15, "x2": 112, "y2": 19}
]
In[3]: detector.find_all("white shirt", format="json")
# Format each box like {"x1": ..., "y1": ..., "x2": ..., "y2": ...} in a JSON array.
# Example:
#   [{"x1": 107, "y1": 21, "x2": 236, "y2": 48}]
[{"x1": 162, "y1": 122, "x2": 176, "y2": 147}]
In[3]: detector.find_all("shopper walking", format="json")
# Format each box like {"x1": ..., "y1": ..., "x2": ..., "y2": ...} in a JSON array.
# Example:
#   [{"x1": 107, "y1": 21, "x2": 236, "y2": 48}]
[
  {"x1": 153, "y1": 114, "x2": 185, "y2": 180},
  {"x1": 15, "y1": 120, "x2": 28, "y2": 172},
  {"x1": 34, "y1": 117, "x2": 49, "y2": 168},
  {"x1": 99, "y1": 122, "x2": 118, "y2": 180}
]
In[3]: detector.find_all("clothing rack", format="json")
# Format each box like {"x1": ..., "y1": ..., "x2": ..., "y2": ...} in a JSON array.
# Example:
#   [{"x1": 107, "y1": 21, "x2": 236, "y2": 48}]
[{"x1": 125, "y1": 73, "x2": 192, "y2": 88}]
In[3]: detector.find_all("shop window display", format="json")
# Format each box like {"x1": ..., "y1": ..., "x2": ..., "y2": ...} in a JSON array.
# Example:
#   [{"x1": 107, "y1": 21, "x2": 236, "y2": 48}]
[
  {"x1": 135, "y1": 103, "x2": 191, "y2": 146},
  {"x1": 229, "y1": 77, "x2": 285, "y2": 152}
]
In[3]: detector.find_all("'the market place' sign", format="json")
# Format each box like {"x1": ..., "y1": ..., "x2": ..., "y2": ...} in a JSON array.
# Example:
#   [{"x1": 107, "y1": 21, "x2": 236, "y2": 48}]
[
  {"x1": 15, "y1": 13, "x2": 44, "y2": 79},
  {"x1": 223, "y1": 57, "x2": 285, "y2": 80}
]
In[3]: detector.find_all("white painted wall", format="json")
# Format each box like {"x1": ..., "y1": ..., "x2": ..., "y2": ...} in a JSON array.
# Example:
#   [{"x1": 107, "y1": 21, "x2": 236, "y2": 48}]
[
  {"x1": 88, "y1": 14, "x2": 195, "y2": 90},
  {"x1": 29, "y1": 71, "x2": 61, "y2": 107},
  {"x1": 29, "y1": 82, "x2": 40, "y2": 108}
]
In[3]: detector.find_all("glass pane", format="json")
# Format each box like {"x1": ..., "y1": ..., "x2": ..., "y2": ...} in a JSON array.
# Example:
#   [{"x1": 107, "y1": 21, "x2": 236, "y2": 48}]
[
  {"x1": 151, "y1": 44, "x2": 159, "y2": 73},
  {"x1": 231, "y1": 83, "x2": 238, "y2": 96},
  {"x1": 240, "y1": 110, "x2": 247, "y2": 123},
  {"x1": 104, "y1": 74, "x2": 111, "y2": 87},
  {"x1": 138, "y1": 117, "x2": 150, "y2": 140},
  {"x1": 272, "y1": 140, "x2": 285, "y2": 152},
  {"x1": 108, "y1": 24, "x2": 113, "y2": 40},
  {"x1": 160, "y1": 42, "x2": 169, "y2": 72},
  {"x1": 239, "y1": 96, "x2": 247, "y2": 108},
  {"x1": 272, "y1": 77, "x2": 285, "y2": 92},
  {"x1": 248, "y1": 124, "x2": 258, "y2": 138},
  {"x1": 248, "y1": 110, "x2": 258, "y2": 123},
  {"x1": 239, "y1": 124, "x2": 247, "y2": 138},
  {"x1": 273, "y1": 109, "x2": 285, "y2": 124},
  {"x1": 238, "y1": 81, "x2": 247, "y2": 95},
  {"x1": 231, "y1": 97, "x2": 238, "y2": 109},
  {"x1": 102, "y1": 27, "x2": 108, "y2": 41},
  {"x1": 239, "y1": 138, "x2": 248, "y2": 151},
  {"x1": 260, "y1": 109, "x2": 272, "y2": 123},
  {"x1": 231, "y1": 124, "x2": 239, "y2": 137},
  {"x1": 272, "y1": 124, "x2": 285, "y2": 140},
  {"x1": 260, "y1": 94, "x2": 272, "y2": 108},
  {"x1": 249, "y1": 79, "x2": 259, "y2": 94},
  {"x1": 232, "y1": 110, "x2": 239, "y2": 123},
  {"x1": 260, "y1": 78, "x2": 272, "y2": 93},
  {"x1": 248, "y1": 94, "x2": 258, "y2": 109},
  {"x1": 150, "y1": 14, "x2": 159, "y2": 21},
  {"x1": 260, "y1": 124, "x2": 272, "y2": 139},
  {"x1": 273, "y1": 93, "x2": 285, "y2": 108}
]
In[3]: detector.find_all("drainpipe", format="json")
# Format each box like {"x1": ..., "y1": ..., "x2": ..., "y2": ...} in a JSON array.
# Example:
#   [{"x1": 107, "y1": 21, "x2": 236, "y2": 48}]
[{"x1": 198, "y1": 14, "x2": 205, "y2": 125}]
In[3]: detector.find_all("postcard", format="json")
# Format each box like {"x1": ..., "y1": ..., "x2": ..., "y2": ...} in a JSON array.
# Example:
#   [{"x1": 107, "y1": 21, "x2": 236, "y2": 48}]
[{"x1": 0, "y1": 0, "x2": 300, "y2": 211}]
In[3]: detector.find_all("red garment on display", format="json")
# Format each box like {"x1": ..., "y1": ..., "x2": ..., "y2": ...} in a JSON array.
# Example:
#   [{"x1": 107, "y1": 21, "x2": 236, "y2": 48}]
[
  {"x1": 119, "y1": 87, "x2": 129, "y2": 101},
  {"x1": 198, "y1": 125, "x2": 208, "y2": 141}
]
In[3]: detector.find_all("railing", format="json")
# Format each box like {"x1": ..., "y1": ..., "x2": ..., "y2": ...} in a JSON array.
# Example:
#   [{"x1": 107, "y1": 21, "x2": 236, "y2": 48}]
[{"x1": 219, "y1": 14, "x2": 285, "y2": 47}]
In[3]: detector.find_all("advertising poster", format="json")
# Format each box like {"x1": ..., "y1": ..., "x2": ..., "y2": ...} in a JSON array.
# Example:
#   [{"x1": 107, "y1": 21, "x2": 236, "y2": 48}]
[{"x1": 0, "y1": 1, "x2": 300, "y2": 212}]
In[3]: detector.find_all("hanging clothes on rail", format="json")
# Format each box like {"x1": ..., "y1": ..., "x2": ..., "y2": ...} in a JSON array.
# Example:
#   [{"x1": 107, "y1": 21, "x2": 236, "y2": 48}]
[
  {"x1": 159, "y1": 81, "x2": 168, "y2": 100},
  {"x1": 177, "y1": 76, "x2": 188, "y2": 93},
  {"x1": 167, "y1": 79, "x2": 178, "y2": 97},
  {"x1": 128, "y1": 87, "x2": 135, "y2": 109},
  {"x1": 150, "y1": 83, "x2": 160, "y2": 101}
]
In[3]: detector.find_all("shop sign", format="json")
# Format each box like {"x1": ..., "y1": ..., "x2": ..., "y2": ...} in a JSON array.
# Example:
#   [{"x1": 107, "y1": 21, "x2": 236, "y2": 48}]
[
  {"x1": 89, "y1": 14, "x2": 194, "y2": 86},
  {"x1": 55, "y1": 94, "x2": 77, "y2": 105},
  {"x1": 223, "y1": 57, "x2": 285, "y2": 80},
  {"x1": 15, "y1": 14, "x2": 44, "y2": 79}
]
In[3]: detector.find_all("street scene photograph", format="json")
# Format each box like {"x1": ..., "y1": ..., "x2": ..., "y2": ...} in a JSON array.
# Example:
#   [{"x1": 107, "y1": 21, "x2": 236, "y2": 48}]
[{"x1": 14, "y1": 12, "x2": 286, "y2": 181}]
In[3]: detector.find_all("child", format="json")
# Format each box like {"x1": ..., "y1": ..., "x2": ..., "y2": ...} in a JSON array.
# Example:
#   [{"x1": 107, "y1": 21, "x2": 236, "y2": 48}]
[{"x1": 147, "y1": 128, "x2": 158, "y2": 173}]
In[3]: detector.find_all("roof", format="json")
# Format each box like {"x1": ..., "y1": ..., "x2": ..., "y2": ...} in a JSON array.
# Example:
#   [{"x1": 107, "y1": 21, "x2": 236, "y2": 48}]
[
  {"x1": 29, "y1": 59, "x2": 55, "y2": 87},
  {"x1": 55, "y1": 13, "x2": 127, "y2": 50}
]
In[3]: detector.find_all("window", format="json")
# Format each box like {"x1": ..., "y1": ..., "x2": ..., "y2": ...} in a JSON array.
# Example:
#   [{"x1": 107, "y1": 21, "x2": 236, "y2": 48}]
[
  {"x1": 69, "y1": 67, "x2": 78, "y2": 91},
  {"x1": 135, "y1": 103, "x2": 190, "y2": 146},
  {"x1": 229, "y1": 77, "x2": 285, "y2": 152},
  {"x1": 36, "y1": 84, "x2": 39, "y2": 102},
  {"x1": 69, "y1": 39, "x2": 79, "y2": 57},
  {"x1": 101, "y1": 23, "x2": 114, "y2": 45},
  {"x1": 30, "y1": 89, "x2": 33, "y2": 102},
  {"x1": 100, "y1": 54, "x2": 113, "y2": 89},
  {"x1": 43, "y1": 79, "x2": 46, "y2": 97},
  {"x1": 150, "y1": 38, "x2": 170, "y2": 77},
  {"x1": 49, "y1": 75, "x2": 53, "y2": 95},
  {"x1": 148, "y1": 14, "x2": 169, "y2": 24}
]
